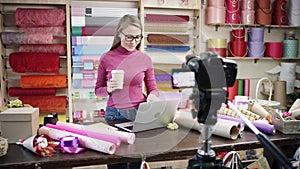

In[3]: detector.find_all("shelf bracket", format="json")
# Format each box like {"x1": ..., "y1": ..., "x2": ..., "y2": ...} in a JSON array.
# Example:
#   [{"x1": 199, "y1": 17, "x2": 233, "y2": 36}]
[
  {"x1": 267, "y1": 26, "x2": 272, "y2": 33},
  {"x1": 215, "y1": 25, "x2": 219, "y2": 31},
  {"x1": 254, "y1": 58, "x2": 259, "y2": 63}
]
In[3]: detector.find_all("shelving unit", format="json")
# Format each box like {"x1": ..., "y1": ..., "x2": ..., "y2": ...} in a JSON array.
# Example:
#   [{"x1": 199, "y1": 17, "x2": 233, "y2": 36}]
[
  {"x1": 201, "y1": 1, "x2": 300, "y2": 98},
  {"x1": 140, "y1": 0, "x2": 201, "y2": 65},
  {"x1": 0, "y1": 0, "x2": 72, "y2": 122}
]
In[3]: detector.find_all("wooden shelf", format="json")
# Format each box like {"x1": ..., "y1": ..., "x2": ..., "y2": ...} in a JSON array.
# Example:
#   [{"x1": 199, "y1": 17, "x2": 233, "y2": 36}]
[
  {"x1": 0, "y1": 0, "x2": 69, "y2": 5},
  {"x1": 208, "y1": 23, "x2": 299, "y2": 31}
]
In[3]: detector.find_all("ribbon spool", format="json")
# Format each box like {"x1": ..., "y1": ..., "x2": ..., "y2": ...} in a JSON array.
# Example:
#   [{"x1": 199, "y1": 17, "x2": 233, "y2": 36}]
[{"x1": 59, "y1": 136, "x2": 85, "y2": 153}]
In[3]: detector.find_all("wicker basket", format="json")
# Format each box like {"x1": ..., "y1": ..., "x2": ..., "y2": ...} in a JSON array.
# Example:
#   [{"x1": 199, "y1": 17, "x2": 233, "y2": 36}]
[
  {"x1": 0, "y1": 137, "x2": 8, "y2": 157},
  {"x1": 255, "y1": 77, "x2": 280, "y2": 113}
]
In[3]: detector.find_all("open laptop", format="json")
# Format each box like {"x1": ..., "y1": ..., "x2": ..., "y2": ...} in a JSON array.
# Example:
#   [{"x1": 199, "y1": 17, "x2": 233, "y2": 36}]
[{"x1": 114, "y1": 98, "x2": 180, "y2": 133}]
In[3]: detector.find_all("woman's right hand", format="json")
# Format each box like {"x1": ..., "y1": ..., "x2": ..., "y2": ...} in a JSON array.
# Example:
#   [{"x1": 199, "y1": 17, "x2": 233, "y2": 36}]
[{"x1": 107, "y1": 79, "x2": 120, "y2": 94}]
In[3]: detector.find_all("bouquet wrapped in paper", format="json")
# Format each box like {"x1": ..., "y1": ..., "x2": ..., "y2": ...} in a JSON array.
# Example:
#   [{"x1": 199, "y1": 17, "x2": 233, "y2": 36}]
[{"x1": 18, "y1": 134, "x2": 59, "y2": 157}]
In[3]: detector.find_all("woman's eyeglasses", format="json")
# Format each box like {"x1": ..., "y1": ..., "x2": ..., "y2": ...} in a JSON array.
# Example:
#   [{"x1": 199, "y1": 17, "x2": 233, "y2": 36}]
[{"x1": 121, "y1": 32, "x2": 143, "y2": 42}]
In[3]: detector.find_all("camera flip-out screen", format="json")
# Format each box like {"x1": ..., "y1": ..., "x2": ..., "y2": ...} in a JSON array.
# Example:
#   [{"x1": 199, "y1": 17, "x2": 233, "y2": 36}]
[{"x1": 171, "y1": 69, "x2": 195, "y2": 89}]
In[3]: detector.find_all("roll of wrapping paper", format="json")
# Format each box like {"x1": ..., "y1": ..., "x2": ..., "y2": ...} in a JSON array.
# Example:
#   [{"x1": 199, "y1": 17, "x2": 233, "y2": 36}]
[
  {"x1": 174, "y1": 111, "x2": 242, "y2": 140},
  {"x1": 20, "y1": 26, "x2": 66, "y2": 35},
  {"x1": 146, "y1": 45, "x2": 190, "y2": 52},
  {"x1": 20, "y1": 75, "x2": 67, "y2": 88},
  {"x1": 244, "y1": 79, "x2": 250, "y2": 96},
  {"x1": 174, "y1": 112, "x2": 201, "y2": 131},
  {"x1": 38, "y1": 126, "x2": 116, "y2": 154},
  {"x1": 15, "y1": 8, "x2": 65, "y2": 27},
  {"x1": 8, "y1": 87, "x2": 56, "y2": 97},
  {"x1": 211, "y1": 118, "x2": 241, "y2": 140},
  {"x1": 83, "y1": 26, "x2": 116, "y2": 36},
  {"x1": 85, "y1": 17, "x2": 120, "y2": 26},
  {"x1": 145, "y1": 14, "x2": 190, "y2": 23},
  {"x1": 72, "y1": 26, "x2": 83, "y2": 36},
  {"x1": 227, "y1": 80, "x2": 238, "y2": 101},
  {"x1": 19, "y1": 44, "x2": 67, "y2": 55},
  {"x1": 56, "y1": 121, "x2": 135, "y2": 144},
  {"x1": 144, "y1": 23, "x2": 188, "y2": 32},
  {"x1": 218, "y1": 114, "x2": 276, "y2": 135},
  {"x1": 45, "y1": 124, "x2": 122, "y2": 147},
  {"x1": 273, "y1": 81, "x2": 287, "y2": 107},
  {"x1": 19, "y1": 96, "x2": 67, "y2": 113},
  {"x1": 9, "y1": 52, "x2": 60, "y2": 73},
  {"x1": 72, "y1": 36, "x2": 114, "y2": 46},
  {"x1": 147, "y1": 34, "x2": 189, "y2": 45},
  {"x1": 1, "y1": 32, "x2": 53, "y2": 45},
  {"x1": 238, "y1": 79, "x2": 244, "y2": 96},
  {"x1": 73, "y1": 45, "x2": 110, "y2": 56}
]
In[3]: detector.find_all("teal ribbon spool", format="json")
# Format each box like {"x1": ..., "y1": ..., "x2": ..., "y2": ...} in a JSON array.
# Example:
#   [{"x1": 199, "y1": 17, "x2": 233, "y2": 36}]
[{"x1": 283, "y1": 40, "x2": 299, "y2": 58}]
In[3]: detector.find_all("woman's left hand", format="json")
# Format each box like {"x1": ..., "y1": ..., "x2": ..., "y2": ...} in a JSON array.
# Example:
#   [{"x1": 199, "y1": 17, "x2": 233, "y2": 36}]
[{"x1": 146, "y1": 93, "x2": 160, "y2": 102}]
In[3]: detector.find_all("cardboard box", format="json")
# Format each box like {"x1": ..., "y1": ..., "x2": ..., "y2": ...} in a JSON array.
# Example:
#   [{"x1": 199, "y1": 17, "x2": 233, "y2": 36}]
[{"x1": 0, "y1": 108, "x2": 39, "y2": 143}]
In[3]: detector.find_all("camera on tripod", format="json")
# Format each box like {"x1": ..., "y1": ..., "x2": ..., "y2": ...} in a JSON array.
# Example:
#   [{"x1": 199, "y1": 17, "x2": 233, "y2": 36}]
[{"x1": 171, "y1": 52, "x2": 238, "y2": 169}]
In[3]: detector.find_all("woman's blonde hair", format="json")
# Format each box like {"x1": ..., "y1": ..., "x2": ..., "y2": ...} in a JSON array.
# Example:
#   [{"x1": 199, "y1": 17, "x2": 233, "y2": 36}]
[{"x1": 110, "y1": 14, "x2": 143, "y2": 51}]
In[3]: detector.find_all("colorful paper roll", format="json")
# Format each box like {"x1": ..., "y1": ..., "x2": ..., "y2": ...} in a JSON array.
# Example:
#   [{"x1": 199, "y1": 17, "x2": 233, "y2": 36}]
[
  {"x1": 227, "y1": 80, "x2": 238, "y2": 101},
  {"x1": 211, "y1": 118, "x2": 241, "y2": 140},
  {"x1": 147, "y1": 34, "x2": 189, "y2": 45},
  {"x1": 146, "y1": 45, "x2": 190, "y2": 52},
  {"x1": 1, "y1": 32, "x2": 53, "y2": 45},
  {"x1": 16, "y1": 8, "x2": 66, "y2": 27},
  {"x1": 244, "y1": 79, "x2": 250, "y2": 96},
  {"x1": 19, "y1": 96, "x2": 67, "y2": 113},
  {"x1": 218, "y1": 114, "x2": 275, "y2": 135},
  {"x1": 56, "y1": 121, "x2": 135, "y2": 144},
  {"x1": 9, "y1": 52, "x2": 60, "y2": 73},
  {"x1": 238, "y1": 79, "x2": 244, "y2": 96},
  {"x1": 84, "y1": 26, "x2": 116, "y2": 36},
  {"x1": 8, "y1": 87, "x2": 56, "y2": 97},
  {"x1": 174, "y1": 111, "x2": 242, "y2": 140},
  {"x1": 20, "y1": 26, "x2": 66, "y2": 35},
  {"x1": 45, "y1": 123, "x2": 122, "y2": 147},
  {"x1": 39, "y1": 126, "x2": 116, "y2": 154},
  {"x1": 20, "y1": 75, "x2": 67, "y2": 88},
  {"x1": 19, "y1": 44, "x2": 67, "y2": 55},
  {"x1": 145, "y1": 14, "x2": 190, "y2": 23}
]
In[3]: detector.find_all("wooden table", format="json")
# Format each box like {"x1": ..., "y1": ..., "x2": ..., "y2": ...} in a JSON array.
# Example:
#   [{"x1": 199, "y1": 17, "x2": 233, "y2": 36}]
[{"x1": 0, "y1": 128, "x2": 299, "y2": 169}]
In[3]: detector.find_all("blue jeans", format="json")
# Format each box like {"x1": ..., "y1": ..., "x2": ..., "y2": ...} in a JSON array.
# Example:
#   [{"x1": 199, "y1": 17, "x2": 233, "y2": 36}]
[
  {"x1": 105, "y1": 107, "x2": 140, "y2": 169},
  {"x1": 105, "y1": 107, "x2": 137, "y2": 122}
]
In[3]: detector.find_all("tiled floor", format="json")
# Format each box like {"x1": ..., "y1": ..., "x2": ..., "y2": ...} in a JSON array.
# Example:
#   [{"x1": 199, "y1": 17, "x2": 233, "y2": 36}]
[{"x1": 73, "y1": 159, "x2": 189, "y2": 169}]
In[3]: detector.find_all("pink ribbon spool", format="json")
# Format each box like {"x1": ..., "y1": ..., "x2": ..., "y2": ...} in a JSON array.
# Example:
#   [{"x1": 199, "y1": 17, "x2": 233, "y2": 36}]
[
  {"x1": 206, "y1": 6, "x2": 226, "y2": 24},
  {"x1": 241, "y1": 0, "x2": 255, "y2": 10},
  {"x1": 241, "y1": 10, "x2": 255, "y2": 25},
  {"x1": 231, "y1": 29, "x2": 245, "y2": 41},
  {"x1": 228, "y1": 41, "x2": 248, "y2": 57},
  {"x1": 225, "y1": 0, "x2": 239, "y2": 11},
  {"x1": 265, "y1": 42, "x2": 283, "y2": 58},
  {"x1": 226, "y1": 10, "x2": 240, "y2": 24}
]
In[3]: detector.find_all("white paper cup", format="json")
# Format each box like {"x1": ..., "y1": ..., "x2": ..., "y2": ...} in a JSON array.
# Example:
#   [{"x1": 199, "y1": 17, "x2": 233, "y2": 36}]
[{"x1": 111, "y1": 70, "x2": 124, "y2": 89}]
